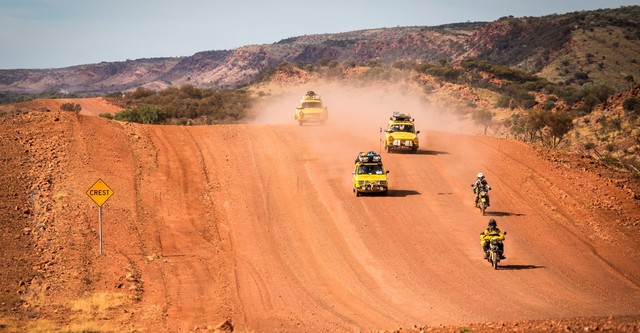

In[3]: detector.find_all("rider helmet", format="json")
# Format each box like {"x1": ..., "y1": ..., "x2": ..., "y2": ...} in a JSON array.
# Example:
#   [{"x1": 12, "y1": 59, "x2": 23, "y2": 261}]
[
  {"x1": 477, "y1": 172, "x2": 484, "y2": 180},
  {"x1": 488, "y1": 218, "x2": 497, "y2": 227}
]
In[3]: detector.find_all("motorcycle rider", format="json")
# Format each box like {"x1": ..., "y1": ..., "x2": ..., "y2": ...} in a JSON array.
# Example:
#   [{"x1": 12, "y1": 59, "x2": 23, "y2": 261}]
[
  {"x1": 480, "y1": 218, "x2": 505, "y2": 259},
  {"x1": 471, "y1": 172, "x2": 491, "y2": 207}
]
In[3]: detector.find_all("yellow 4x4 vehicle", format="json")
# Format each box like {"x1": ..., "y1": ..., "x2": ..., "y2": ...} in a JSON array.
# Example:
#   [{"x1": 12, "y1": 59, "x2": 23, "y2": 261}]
[
  {"x1": 295, "y1": 90, "x2": 328, "y2": 125},
  {"x1": 383, "y1": 112, "x2": 420, "y2": 153},
  {"x1": 352, "y1": 151, "x2": 389, "y2": 196}
]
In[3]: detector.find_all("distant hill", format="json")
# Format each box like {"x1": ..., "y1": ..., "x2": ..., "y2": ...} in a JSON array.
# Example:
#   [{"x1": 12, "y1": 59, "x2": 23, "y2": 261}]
[{"x1": 0, "y1": 5, "x2": 638, "y2": 95}]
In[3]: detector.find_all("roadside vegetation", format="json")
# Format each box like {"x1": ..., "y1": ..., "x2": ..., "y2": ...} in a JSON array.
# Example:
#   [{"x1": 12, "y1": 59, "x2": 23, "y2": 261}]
[
  {"x1": 102, "y1": 85, "x2": 253, "y2": 125},
  {"x1": 60, "y1": 102, "x2": 82, "y2": 113},
  {"x1": 89, "y1": 54, "x2": 640, "y2": 180},
  {"x1": 123, "y1": 55, "x2": 637, "y2": 177},
  {"x1": 0, "y1": 91, "x2": 81, "y2": 105},
  {"x1": 257, "y1": 57, "x2": 639, "y2": 179}
]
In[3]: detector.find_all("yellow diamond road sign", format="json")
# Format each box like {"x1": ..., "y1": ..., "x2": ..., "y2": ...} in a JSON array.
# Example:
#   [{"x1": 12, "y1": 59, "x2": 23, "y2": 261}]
[{"x1": 87, "y1": 179, "x2": 114, "y2": 207}]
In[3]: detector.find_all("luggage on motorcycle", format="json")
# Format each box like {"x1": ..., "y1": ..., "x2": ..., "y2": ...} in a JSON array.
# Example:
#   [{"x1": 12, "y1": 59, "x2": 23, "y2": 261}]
[{"x1": 485, "y1": 232, "x2": 506, "y2": 269}]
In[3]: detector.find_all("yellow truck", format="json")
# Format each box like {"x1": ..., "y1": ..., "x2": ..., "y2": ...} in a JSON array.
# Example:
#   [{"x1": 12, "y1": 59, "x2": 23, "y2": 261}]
[
  {"x1": 295, "y1": 90, "x2": 328, "y2": 125},
  {"x1": 352, "y1": 151, "x2": 389, "y2": 196},
  {"x1": 383, "y1": 112, "x2": 420, "y2": 153}
]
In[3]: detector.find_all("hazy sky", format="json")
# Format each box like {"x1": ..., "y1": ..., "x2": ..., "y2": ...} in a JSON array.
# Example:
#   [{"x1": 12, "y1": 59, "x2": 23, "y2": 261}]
[{"x1": 1, "y1": 0, "x2": 638, "y2": 69}]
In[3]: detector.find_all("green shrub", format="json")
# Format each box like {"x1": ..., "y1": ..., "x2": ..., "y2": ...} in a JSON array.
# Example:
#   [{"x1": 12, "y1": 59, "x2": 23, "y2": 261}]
[
  {"x1": 114, "y1": 104, "x2": 166, "y2": 124},
  {"x1": 126, "y1": 87, "x2": 155, "y2": 99},
  {"x1": 495, "y1": 94, "x2": 511, "y2": 108},
  {"x1": 116, "y1": 84, "x2": 253, "y2": 123},
  {"x1": 584, "y1": 83, "x2": 614, "y2": 103},
  {"x1": 623, "y1": 97, "x2": 640, "y2": 114},
  {"x1": 555, "y1": 86, "x2": 584, "y2": 106},
  {"x1": 104, "y1": 91, "x2": 123, "y2": 98},
  {"x1": 609, "y1": 117, "x2": 622, "y2": 132},
  {"x1": 60, "y1": 102, "x2": 82, "y2": 112},
  {"x1": 576, "y1": 93, "x2": 600, "y2": 115},
  {"x1": 514, "y1": 90, "x2": 537, "y2": 109},
  {"x1": 543, "y1": 96, "x2": 557, "y2": 110}
]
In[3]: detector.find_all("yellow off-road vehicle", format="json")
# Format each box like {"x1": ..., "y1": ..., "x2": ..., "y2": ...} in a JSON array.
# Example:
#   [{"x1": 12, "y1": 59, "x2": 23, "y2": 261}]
[
  {"x1": 383, "y1": 112, "x2": 420, "y2": 153},
  {"x1": 295, "y1": 90, "x2": 328, "y2": 125},
  {"x1": 352, "y1": 151, "x2": 389, "y2": 196}
]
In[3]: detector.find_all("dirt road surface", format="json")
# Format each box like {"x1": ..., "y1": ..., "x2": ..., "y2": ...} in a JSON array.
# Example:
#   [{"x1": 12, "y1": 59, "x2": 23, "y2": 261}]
[{"x1": 0, "y1": 96, "x2": 639, "y2": 332}]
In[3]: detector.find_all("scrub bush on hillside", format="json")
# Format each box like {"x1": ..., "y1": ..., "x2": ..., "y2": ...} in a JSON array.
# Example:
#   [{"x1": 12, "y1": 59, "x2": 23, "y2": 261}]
[{"x1": 110, "y1": 85, "x2": 253, "y2": 124}]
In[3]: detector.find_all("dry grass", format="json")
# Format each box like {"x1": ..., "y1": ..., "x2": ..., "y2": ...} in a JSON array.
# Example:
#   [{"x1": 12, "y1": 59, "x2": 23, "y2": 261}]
[
  {"x1": 540, "y1": 26, "x2": 640, "y2": 92},
  {"x1": 4, "y1": 292, "x2": 132, "y2": 333},
  {"x1": 69, "y1": 292, "x2": 128, "y2": 316}
]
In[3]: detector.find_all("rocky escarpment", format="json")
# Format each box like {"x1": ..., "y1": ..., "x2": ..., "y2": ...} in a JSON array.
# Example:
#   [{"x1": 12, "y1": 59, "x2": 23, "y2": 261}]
[{"x1": 1, "y1": 6, "x2": 638, "y2": 94}]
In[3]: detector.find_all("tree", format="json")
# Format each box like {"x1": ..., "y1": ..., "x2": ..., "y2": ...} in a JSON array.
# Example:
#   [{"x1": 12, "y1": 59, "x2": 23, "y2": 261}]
[
  {"x1": 524, "y1": 109, "x2": 547, "y2": 143},
  {"x1": 473, "y1": 109, "x2": 494, "y2": 134},
  {"x1": 507, "y1": 113, "x2": 526, "y2": 141},
  {"x1": 545, "y1": 111, "x2": 574, "y2": 148},
  {"x1": 512, "y1": 109, "x2": 575, "y2": 149}
]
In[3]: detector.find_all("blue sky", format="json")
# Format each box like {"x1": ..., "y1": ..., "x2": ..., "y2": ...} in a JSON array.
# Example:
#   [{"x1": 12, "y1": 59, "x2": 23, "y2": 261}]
[{"x1": 1, "y1": 0, "x2": 638, "y2": 69}]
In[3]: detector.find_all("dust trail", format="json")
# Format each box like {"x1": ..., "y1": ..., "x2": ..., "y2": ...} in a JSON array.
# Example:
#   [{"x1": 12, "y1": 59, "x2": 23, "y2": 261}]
[
  {"x1": 247, "y1": 80, "x2": 480, "y2": 136},
  {"x1": 246, "y1": 80, "x2": 489, "y2": 187}
]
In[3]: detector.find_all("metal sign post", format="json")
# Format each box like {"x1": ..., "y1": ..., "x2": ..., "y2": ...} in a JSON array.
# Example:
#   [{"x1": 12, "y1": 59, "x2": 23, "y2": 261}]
[
  {"x1": 379, "y1": 127, "x2": 382, "y2": 153},
  {"x1": 86, "y1": 179, "x2": 114, "y2": 255},
  {"x1": 98, "y1": 206, "x2": 103, "y2": 255}
]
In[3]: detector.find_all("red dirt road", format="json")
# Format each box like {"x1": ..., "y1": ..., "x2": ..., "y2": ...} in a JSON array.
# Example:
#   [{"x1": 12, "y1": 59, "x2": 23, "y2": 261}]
[{"x1": 1, "y1": 97, "x2": 639, "y2": 332}]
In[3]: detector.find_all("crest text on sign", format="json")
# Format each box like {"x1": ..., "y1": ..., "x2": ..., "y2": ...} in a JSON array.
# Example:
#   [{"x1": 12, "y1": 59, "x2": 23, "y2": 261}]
[{"x1": 87, "y1": 179, "x2": 114, "y2": 207}]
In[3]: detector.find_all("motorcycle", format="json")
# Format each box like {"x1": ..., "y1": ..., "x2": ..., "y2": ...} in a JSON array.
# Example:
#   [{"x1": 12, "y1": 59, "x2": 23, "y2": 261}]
[
  {"x1": 477, "y1": 190, "x2": 489, "y2": 215},
  {"x1": 472, "y1": 184, "x2": 490, "y2": 215},
  {"x1": 485, "y1": 232, "x2": 506, "y2": 270}
]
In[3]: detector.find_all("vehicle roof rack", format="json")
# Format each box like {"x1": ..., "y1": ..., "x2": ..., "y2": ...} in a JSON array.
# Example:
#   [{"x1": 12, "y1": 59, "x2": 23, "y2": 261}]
[
  {"x1": 355, "y1": 151, "x2": 382, "y2": 164},
  {"x1": 390, "y1": 112, "x2": 413, "y2": 122},
  {"x1": 303, "y1": 91, "x2": 320, "y2": 100}
]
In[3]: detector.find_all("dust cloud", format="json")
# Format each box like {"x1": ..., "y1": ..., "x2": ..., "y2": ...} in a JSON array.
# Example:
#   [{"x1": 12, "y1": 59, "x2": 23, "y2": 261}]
[
  {"x1": 246, "y1": 80, "x2": 484, "y2": 171},
  {"x1": 248, "y1": 81, "x2": 480, "y2": 137}
]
